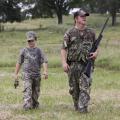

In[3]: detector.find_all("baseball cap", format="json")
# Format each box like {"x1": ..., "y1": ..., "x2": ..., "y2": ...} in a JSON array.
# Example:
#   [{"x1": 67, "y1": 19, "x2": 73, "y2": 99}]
[
  {"x1": 74, "y1": 9, "x2": 89, "y2": 18},
  {"x1": 26, "y1": 31, "x2": 37, "y2": 41}
]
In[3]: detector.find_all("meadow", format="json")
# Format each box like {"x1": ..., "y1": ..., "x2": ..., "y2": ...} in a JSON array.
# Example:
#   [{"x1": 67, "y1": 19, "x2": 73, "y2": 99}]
[{"x1": 0, "y1": 14, "x2": 120, "y2": 120}]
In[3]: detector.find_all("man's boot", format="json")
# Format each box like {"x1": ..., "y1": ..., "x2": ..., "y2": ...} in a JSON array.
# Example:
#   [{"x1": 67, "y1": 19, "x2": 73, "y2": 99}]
[{"x1": 79, "y1": 107, "x2": 88, "y2": 113}]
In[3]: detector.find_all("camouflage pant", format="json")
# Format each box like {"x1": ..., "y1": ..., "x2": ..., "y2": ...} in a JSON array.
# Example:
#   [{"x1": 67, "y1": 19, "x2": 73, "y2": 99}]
[
  {"x1": 23, "y1": 73, "x2": 41, "y2": 109},
  {"x1": 68, "y1": 62, "x2": 92, "y2": 110}
]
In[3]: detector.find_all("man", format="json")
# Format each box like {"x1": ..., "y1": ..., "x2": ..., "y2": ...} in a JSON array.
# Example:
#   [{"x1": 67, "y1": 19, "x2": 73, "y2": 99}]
[
  {"x1": 61, "y1": 9, "x2": 98, "y2": 113},
  {"x1": 14, "y1": 31, "x2": 48, "y2": 110}
]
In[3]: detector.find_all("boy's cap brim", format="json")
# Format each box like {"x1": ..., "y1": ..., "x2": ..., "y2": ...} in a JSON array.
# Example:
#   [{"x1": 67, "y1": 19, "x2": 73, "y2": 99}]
[{"x1": 27, "y1": 36, "x2": 35, "y2": 41}]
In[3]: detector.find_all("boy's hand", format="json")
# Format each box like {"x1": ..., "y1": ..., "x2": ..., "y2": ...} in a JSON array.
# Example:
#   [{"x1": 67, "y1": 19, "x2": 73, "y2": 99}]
[
  {"x1": 14, "y1": 74, "x2": 19, "y2": 89},
  {"x1": 42, "y1": 72, "x2": 48, "y2": 79},
  {"x1": 14, "y1": 74, "x2": 19, "y2": 80},
  {"x1": 14, "y1": 79, "x2": 19, "y2": 89}
]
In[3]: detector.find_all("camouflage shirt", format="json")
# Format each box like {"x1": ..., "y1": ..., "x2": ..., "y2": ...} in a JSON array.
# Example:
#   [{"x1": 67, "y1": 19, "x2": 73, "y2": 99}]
[
  {"x1": 18, "y1": 47, "x2": 48, "y2": 76},
  {"x1": 62, "y1": 27, "x2": 96, "y2": 62}
]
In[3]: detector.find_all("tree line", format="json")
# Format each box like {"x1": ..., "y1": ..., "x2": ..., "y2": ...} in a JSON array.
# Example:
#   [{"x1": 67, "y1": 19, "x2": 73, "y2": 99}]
[{"x1": 0, "y1": 0, "x2": 120, "y2": 25}]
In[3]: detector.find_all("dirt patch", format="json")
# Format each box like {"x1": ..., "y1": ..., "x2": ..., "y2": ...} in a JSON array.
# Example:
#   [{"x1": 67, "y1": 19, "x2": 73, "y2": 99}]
[
  {"x1": 0, "y1": 73, "x2": 13, "y2": 77},
  {"x1": 12, "y1": 115, "x2": 31, "y2": 120},
  {"x1": 0, "y1": 104, "x2": 22, "y2": 111},
  {"x1": 40, "y1": 112, "x2": 58, "y2": 119},
  {"x1": 0, "y1": 111, "x2": 12, "y2": 120},
  {"x1": 91, "y1": 89, "x2": 120, "y2": 103},
  {"x1": 42, "y1": 89, "x2": 68, "y2": 97}
]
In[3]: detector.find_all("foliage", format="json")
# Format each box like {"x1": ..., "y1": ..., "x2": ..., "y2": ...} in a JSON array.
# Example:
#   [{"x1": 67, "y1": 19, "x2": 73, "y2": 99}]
[
  {"x1": 0, "y1": 0, "x2": 21, "y2": 23},
  {"x1": 96, "y1": 0, "x2": 120, "y2": 26},
  {"x1": 33, "y1": 0, "x2": 75, "y2": 24},
  {"x1": 69, "y1": 0, "x2": 120, "y2": 26}
]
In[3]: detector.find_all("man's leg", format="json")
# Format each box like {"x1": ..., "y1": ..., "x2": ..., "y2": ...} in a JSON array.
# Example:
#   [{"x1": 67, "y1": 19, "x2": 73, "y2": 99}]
[
  {"x1": 78, "y1": 73, "x2": 91, "y2": 113},
  {"x1": 68, "y1": 65, "x2": 79, "y2": 110},
  {"x1": 71, "y1": 82, "x2": 79, "y2": 111}
]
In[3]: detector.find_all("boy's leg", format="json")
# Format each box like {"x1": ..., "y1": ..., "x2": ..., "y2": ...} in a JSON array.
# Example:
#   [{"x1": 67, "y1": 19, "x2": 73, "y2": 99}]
[
  {"x1": 32, "y1": 77, "x2": 41, "y2": 108},
  {"x1": 23, "y1": 75, "x2": 33, "y2": 110}
]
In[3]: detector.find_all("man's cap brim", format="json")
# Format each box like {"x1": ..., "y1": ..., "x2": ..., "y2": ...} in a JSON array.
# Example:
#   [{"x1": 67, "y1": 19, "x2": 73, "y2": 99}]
[
  {"x1": 84, "y1": 13, "x2": 89, "y2": 16},
  {"x1": 74, "y1": 10, "x2": 90, "y2": 18}
]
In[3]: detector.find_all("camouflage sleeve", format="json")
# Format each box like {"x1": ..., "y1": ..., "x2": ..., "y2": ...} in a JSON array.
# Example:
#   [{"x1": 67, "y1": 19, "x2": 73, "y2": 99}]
[
  {"x1": 40, "y1": 49, "x2": 48, "y2": 64},
  {"x1": 17, "y1": 48, "x2": 25, "y2": 65},
  {"x1": 62, "y1": 31, "x2": 70, "y2": 49},
  {"x1": 92, "y1": 29, "x2": 96, "y2": 43}
]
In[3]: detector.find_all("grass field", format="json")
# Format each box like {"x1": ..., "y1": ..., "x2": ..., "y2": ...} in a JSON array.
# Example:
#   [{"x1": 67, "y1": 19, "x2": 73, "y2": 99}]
[{"x1": 0, "y1": 14, "x2": 120, "y2": 120}]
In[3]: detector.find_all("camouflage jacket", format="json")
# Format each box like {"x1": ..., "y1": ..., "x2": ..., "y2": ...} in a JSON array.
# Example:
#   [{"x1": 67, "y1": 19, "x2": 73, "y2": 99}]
[{"x1": 62, "y1": 27, "x2": 96, "y2": 63}]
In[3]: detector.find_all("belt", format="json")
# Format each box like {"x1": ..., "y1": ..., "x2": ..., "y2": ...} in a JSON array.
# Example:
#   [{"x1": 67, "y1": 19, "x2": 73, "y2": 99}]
[{"x1": 67, "y1": 59, "x2": 87, "y2": 65}]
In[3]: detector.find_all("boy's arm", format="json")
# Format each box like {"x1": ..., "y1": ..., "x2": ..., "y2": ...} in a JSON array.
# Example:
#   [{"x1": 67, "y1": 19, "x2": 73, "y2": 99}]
[
  {"x1": 14, "y1": 63, "x2": 21, "y2": 89},
  {"x1": 14, "y1": 63, "x2": 21, "y2": 80},
  {"x1": 14, "y1": 48, "x2": 24, "y2": 79},
  {"x1": 39, "y1": 48, "x2": 48, "y2": 79},
  {"x1": 43, "y1": 62, "x2": 48, "y2": 79}
]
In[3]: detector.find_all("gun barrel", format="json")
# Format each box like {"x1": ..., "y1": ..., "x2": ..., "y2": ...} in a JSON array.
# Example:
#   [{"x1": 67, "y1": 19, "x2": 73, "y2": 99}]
[
  {"x1": 84, "y1": 16, "x2": 110, "y2": 78},
  {"x1": 100, "y1": 16, "x2": 110, "y2": 35}
]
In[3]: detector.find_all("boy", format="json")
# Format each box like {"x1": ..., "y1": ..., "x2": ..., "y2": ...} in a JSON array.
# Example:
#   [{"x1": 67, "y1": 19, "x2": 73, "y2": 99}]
[{"x1": 14, "y1": 31, "x2": 48, "y2": 110}]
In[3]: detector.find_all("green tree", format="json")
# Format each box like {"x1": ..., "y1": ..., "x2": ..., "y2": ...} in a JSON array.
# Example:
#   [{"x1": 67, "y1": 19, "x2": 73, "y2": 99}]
[
  {"x1": 70, "y1": 0, "x2": 120, "y2": 26},
  {"x1": 91, "y1": 0, "x2": 120, "y2": 26},
  {"x1": 31, "y1": 0, "x2": 53, "y2": 18},
  {"x1": 0, "y1": 0, "x2": 21, "y2": 23},
  {"x1": 37, "y1": 0, "x2": 74, "y2": 24},
  {"x1": 106, "y1": 0, "x2": 120, "y2": 26}
]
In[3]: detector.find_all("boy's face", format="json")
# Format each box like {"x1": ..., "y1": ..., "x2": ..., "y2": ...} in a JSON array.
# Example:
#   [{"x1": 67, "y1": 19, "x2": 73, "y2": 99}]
[{"x1": 27, "y1": 39, "x2": 36, "y2": 48}]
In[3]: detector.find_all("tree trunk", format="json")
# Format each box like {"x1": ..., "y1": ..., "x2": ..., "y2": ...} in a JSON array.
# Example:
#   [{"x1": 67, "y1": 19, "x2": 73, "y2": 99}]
[
  {"x1": 110, "y1": 6, "x2": 117, "y2": 26},
  {"x1": 57, "y1": 11, "x2": 63, "y2": 24},
  {"x1": 0, "y1": 23, "x2": 4, "y2": 32},
  {"x1": 111, "y1": 13, "x2": 116, "y2": 26}
]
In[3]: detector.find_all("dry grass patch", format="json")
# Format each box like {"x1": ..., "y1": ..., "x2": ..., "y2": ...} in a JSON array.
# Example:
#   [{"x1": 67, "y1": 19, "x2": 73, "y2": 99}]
[
  {"x1": 0, "y1": 111, "x2": 12, "y2": 120},
  {"x1": 92, "y1": 89, "x2": 120, "y2": 101}
]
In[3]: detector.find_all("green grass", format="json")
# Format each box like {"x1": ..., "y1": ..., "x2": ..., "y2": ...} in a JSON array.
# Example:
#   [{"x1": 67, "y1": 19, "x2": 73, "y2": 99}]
[
  {"x1": 0, "y1": 14, "x2": 120, "y2": 120},
  {"x1": 0, "y1": 67, "x2": 120, "y2": 120}
]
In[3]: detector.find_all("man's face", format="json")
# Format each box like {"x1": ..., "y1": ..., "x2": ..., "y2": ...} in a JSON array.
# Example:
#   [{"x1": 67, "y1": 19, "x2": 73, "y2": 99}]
[
  {"x1": 27, "y1": 39, "x2": 36, "y2": 48},
  {"x1": 75, "y1": 15, "x2": 87, "y2": 26}
]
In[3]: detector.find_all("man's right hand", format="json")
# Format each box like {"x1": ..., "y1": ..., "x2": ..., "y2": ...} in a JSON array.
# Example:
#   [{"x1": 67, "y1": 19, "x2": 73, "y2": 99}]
[{"x1": 62, "y1": 62, "x2": 70, "y2": 73}]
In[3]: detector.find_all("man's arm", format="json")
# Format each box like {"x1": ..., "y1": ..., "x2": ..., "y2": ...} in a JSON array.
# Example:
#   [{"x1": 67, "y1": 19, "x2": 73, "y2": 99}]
[{"x1": 61, "y1": 49, "x2": 70, "y2": 72}]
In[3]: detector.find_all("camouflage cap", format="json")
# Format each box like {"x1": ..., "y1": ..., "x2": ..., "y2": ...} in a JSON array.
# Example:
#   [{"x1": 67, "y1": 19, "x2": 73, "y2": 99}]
[
  {"x1": 74, "y1": 9, "x2": 89, "y2": 19},
  {"x1": 26, "y1": 31, "x2": 37, "y2": 41}
]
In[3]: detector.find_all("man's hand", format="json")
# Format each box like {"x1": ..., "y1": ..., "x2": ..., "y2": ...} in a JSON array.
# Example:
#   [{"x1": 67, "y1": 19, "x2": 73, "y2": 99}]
[
  {"x1": 62, "y1": 62, "x2": 70, "y2": 73},
  {"x1": 14, "y1": 79, "x2": 19, "y2": 89},
  {"x1": 42, "y1": 72, "x2": 48, "y2": 79},
  {"x1": 89, "y1": 51, "x2": 98, "y2": 60}
]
